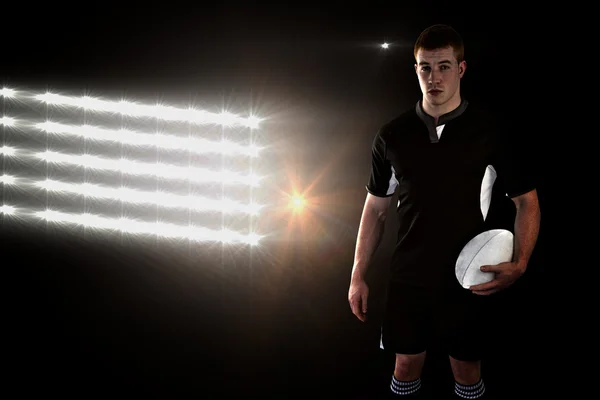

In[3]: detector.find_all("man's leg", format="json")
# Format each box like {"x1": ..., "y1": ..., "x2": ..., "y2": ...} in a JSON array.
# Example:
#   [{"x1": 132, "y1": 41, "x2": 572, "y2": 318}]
[
  {"x1": 438, "y1": 287, "x2": 490, "y2": 399},
  {"x1": 449, "y1": 357, "x2": 486, "y2": 399},
  {"x1": 448, "y1": 357, "x2": 481, "y2": 385},
  {"x1": 391, "y1": 352, "x2": 427, "y2": 396},
  {"x1": 382, "y1": 284, "x2": 433, "y2": 398}
]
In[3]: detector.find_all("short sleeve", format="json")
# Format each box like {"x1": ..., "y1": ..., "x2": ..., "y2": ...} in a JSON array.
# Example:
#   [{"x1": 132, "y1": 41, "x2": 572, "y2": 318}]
[
  {"x1": 492, "y1": 127, "x2": 537, "y2": 199},
  {"x1": 365, "y1": 131, "x2": 398, "y2": 197}
]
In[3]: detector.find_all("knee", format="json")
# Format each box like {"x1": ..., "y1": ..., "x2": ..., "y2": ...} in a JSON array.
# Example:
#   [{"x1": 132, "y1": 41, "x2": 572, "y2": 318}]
[
  {"x1": 394, "y1": 352, "x2": 426, "y2": 381},
  {"x1": 449, "y1": 357, "x2": 481, "y2": 385}
]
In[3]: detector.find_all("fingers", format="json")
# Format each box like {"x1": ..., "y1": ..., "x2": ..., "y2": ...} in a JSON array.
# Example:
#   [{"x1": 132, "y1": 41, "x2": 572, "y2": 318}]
[
  {"x1": 356, "y1": 311, "x2": 367, "y2": 322},
  {"x1": 469, "y1": 279, "x2": 500, "y2": 292},
  {"x1": 362, "y1": 294, "x2": 368, "y2": 315},
  {"x1": 352, "y1": 300, "x2": 367, "y2": 322},
  {"x1": 479, "y1": 264, "x2": 497, "y2": 272},
  {"x1": 480, "y1": 261, "x2": 511, "y2": 273},
  {"x1": 349, "y1": 296, "x2": 367, "y2": 322},
  {"x1": 472, "y1": 288, "x2": 500, "y2": 296}
]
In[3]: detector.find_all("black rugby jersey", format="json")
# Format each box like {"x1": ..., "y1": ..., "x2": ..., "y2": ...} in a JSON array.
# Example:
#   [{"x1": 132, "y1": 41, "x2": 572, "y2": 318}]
[{"x1": 366, "y1": 99, "x2": 535, "y2": 288}]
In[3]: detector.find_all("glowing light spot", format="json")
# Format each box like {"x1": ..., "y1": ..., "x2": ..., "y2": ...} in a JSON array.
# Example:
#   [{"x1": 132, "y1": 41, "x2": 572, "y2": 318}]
[{"x1": 291, "y1": 196, "x2": 305, "y2": 211}]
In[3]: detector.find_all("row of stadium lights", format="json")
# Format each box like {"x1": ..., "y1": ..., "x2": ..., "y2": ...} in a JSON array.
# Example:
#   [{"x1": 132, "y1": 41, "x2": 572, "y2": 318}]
[{"x1": 0, "y1": 88, "x2": 264, "y2": 245}]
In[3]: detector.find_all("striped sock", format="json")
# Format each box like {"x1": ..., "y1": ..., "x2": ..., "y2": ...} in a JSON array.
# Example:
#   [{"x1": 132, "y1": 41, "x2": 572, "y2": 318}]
[
  {"x1": 390, "y1": 376, "x2": 421, "y2": 396},
  {"x1": 454, "y1": 378, "x2": 485, "y2": 399}
]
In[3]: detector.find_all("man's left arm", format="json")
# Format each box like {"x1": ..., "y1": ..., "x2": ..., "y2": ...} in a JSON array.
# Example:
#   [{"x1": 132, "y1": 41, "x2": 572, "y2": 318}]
[
  {"x1": 510, "y1": 189, "x2": 541, "y2": 271},
  {"x1": 470, "y1": 188, "x2": 541, "y2": 295}
]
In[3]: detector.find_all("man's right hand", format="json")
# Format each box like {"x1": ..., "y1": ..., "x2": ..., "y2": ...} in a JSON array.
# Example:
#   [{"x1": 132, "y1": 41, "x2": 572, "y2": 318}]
[{"x1": 348, "y1": 278, "x2": 369, "y2": 322}]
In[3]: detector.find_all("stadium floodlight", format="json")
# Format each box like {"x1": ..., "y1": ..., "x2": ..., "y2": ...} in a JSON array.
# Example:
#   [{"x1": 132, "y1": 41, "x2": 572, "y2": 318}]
[
  {"x1": 35, "y1": 121, "x2": 261, "y2": 157},
  {"x1": 1, "y1": 87, "x2": 265, "y2": 245},
  {"x1": 33, "y1": 92, "x2": 262, "y2": 129}
]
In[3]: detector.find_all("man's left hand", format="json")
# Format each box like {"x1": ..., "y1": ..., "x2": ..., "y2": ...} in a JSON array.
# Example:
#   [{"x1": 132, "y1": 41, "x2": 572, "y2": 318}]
[{"x1": 469, "y1": 262, "x2": 526, "y2": 295}]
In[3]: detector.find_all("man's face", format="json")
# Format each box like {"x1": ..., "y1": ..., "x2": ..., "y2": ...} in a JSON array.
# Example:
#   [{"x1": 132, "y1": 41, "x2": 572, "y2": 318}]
[{"x1": 415, "y1": 46, "x2": 466, "y2": 107}]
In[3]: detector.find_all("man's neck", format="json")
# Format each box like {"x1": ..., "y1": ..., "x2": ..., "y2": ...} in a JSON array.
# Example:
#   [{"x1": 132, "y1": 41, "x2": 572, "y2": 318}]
[{"x1": 421, "y1": 93, "x2": 462, "y2": 122}]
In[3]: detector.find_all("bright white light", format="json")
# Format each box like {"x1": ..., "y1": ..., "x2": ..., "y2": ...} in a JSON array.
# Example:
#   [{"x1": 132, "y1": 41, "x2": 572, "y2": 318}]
[
  {"x1": 35, "y1": 121, "x2": 261, "y2": 157},
  {"x1": 291, "y1": 195, "x2": 306, "y2": 212},
  {"x1": 29, "y1": 149, "x2": 261, "y2": 186},
  {"x1": 34, "y1": 92, "x2": 262, "y2": 129},
  {"x1": 0, "y1": 146, "x2": 16, "y2": 156},
  {"x1": 2, "y1": 88, "x2": 265, "y2": 246},
  {"x1": 381, "y1": 42, "x2": 389, "y2": 49},
  {"x1": 0, "y1": 205, "x2": 16, "y2": 214},
  {"x1": 34, "y1": 209, "x2": 261, "y2": 245},
  {"x1": 34, "y1": 178, "x2": 262, "y2": 215},
  {"x1": 0, "y1": 88, "x2": 16, "y2": 98},
  {"x1": 1, "y1": 174, "x2": 16, "y2": 184},
  {"x1": 1, "y1": 116, "x2": 16, "y2": 126},
  {"x1": 247, "y1": 116, "x2": 261, "y2": 130}
]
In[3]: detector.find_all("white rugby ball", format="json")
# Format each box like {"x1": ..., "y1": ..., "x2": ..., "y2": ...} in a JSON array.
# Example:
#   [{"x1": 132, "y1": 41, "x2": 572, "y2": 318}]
[{"x1": 455, "y1": 229, "x2": 514, "y2": 289}]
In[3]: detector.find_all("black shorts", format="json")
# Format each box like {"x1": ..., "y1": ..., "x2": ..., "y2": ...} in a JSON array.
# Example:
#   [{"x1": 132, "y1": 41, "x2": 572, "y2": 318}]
[{"x1": 380, "y1": 282, "x2": 492, "y2": 361}]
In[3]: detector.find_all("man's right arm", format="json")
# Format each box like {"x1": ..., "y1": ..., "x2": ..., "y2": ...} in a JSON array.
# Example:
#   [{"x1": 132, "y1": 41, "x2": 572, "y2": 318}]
[{"x1": 350, "y1": 193, "x2": 392, "y2": 282}]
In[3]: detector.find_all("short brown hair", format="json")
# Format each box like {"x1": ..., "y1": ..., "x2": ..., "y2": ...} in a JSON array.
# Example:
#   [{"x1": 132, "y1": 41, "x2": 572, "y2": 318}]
[{"x1": 414, "y1": 24, "x2": 464, "y2": 63}]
